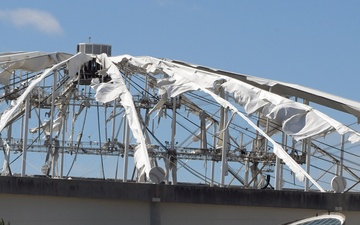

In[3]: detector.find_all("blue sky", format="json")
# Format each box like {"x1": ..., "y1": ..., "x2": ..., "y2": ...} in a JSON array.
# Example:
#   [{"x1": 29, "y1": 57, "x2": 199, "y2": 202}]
[
  {"x1": 1, "y1": 0, "x2": 360, "y2": 102},
  {"x1": 1, "y1": 1, "x2": 360, "y2": 184}
]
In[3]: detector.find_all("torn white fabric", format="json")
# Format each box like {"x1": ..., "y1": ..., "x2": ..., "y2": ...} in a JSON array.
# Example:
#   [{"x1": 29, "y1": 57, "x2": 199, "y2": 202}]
[
  {"x1": 148, "y1": 92, "x2": 168, "y2": 117},
  {"x1": 0, "y1": 52, "x2": 72, "y2": 85},
  {"x1": 168, "y1": 59, "x2": 360, "y2": 121},
  {"x1": 30, "y1": 116, "x2": 63, "y2": 136},
  {"x1": 92, "y1": 54, "x2": 152, "y2": 179},
  {"x1": 109, "y1": 55, "x2": 360, "y2": 191},
  {"x1": 1, "y1": 139, "x2": 10, "y2": 175},
  {"x1": 154, "y1": 65, "x2": 324, "y2": 190},
  {"x1": 67, "y1": 53, "x2": 93, "y2": 77},
  {"x1": 0, "y1": 51, "x2": 48, "y2": 63},
  {"x1": 91, "y1": 78, "x2": 123, "y2": 103},
  {"x1": 114, "y1": 55, "x2": 360, "y2": 144},
  {"x1": 222, "y1": 80, "x2": 360, "y2": 142},
  {"x1": 0, "y1": 52, "x2": 92, "y2": 132}
]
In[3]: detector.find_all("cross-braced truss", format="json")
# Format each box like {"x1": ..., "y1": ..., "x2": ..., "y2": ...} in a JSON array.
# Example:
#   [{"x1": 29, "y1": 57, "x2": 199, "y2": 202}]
[{"x1": 1, "y1": 50, "x2": 360, "y2": 192}]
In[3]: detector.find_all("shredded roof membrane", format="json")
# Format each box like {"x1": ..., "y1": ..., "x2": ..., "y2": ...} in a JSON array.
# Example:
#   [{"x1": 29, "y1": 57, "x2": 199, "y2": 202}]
[{"x1": 1, "y1": 50, "x2": 360, "y2": 192}]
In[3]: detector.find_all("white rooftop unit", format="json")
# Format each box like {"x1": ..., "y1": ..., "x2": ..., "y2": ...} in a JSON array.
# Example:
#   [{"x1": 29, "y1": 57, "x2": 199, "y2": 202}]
[{"x1": 77, "y1": 43, "x2": 112, "y2": 56}]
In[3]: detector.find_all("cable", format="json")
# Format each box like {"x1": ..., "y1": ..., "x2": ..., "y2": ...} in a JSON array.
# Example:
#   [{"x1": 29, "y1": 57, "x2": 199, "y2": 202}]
[
  {"x1": 66, "y1": 87, "x2": 92, "y2": 177},
  {"x1": 97, "y1": 102, "x2": 106, "y2": 179}
]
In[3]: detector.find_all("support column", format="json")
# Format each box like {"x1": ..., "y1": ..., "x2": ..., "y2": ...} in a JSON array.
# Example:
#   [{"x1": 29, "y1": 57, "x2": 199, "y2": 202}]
[
  {"x1": 304, "y1": 137, "x2": 311, "y2": 191},
  {"x1": 60, "y1": 115, "x2": 66, "y2": 178},
  {"x1": 220, "y1": 92, "x2": 228, "y2": 187},
  {"x1": 170, "y1": 97, "x2": 177, "y2": 185},
  {"x1": 200, "y1": 111, "x2": 207, "y2": 151},
  {"x1": 111, "y1": 99, "x2": 117, "y2": 151},
  {"x1": 244, "y1": 160, "x2": 249, "y2": 186},
  {"x1": 200, "y1": 111, "x2": 208, "y2": 184},
  {"x1": 123, "y1": 120, "x2": 130, "y2": 182},
  {"x1": 275, "y1": 133, "x2": 286, "y2": 190},
  {"x1": 21, "y1": 95, "x2": 30, "y2": 177},
  {"x1": 50, "y1": 70, "x2": 57, "y2": 178},
  {"x1": 123, "y1": 75, "x2": 131, "y2": 182},
  {"x1": 339, "y1": 134, "x2": 345, "y2": 176},
  {"x1": 302, "y1": 99, "x2": 311, "y2": 191},
  {"x1": 210, "y1": 122, "x2": 217, "y2": 187}
]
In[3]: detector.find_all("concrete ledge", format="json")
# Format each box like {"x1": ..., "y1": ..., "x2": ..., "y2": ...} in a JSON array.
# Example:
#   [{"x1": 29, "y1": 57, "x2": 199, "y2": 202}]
[{"x1": 0, "y1": 176, "x2": 359, "y2": 211}]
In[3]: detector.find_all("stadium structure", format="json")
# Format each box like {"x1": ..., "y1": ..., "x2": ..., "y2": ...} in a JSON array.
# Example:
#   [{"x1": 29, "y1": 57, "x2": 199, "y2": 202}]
[{"x1": 0, "y1": 43, "x2": 359, "y2": 224}]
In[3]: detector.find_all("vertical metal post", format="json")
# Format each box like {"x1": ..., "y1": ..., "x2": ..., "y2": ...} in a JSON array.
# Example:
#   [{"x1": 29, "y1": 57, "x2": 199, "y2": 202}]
[
  {"x1": 275, "y1": 132, "x2": 286, "y2": 190},
  {"x1": 104, "y1": 105, "x2": 108, "y2": 141},
  {"x1": 123, "y1": 73, "x2": 131, "y2": 182},
  {"x1": 50, "y1": 70, "x2": 57, "y2": 178},
  {"x1": 303, "y1": 99, "x2": 311, "y2": 191},
  {"x1": 200, "y1": 111, "x2": 207, "y2": 183},
  {"x1": 264, "y1": 87, "x2": 272, "y2": 153},
  {"x1": 304, "y1": 138, "x2": 311, "y2": 191},
  {"x1": 339, "y1": 134, "x2": 345, "y2": 176},
  {"x1": 111, "y1": 99, "x2": 117, "y2": 151},
  {"x1": 275, "y1": 142, "x2": 281, "y2": 190},
  {"x1": 171, "y1": 98, "x2": 177, "y2": 150},
  {"x1": 244, "y1": 160, "x2": 249, "y2": 186},
  {"x1": 170, "y1": 97, "x2": 177, "y2": 185},
  {"x1": 200, "y1": 111, "x2": 207, "y2": 150},
  {"x1": 220, "y1": 92, "x2": 228, "y2": 187},
  {"x1": 60, "y1": 115, "x2": 66, "y2": 178},
  {"x1": 218, "y1": 90, "x2": 224, "y2": 186},
  {"x1": 20, "y1": 113, "x2": 24, "y2": 151},
  {"x1": 123, "y1": 120, "x2": 130, "y2": 182},
  {"x1": 21, "y1": 95, "x2": 30, "y2": 177},
  {"x1": 210, "y1": 122, "x2": 217, "y2": 187}
]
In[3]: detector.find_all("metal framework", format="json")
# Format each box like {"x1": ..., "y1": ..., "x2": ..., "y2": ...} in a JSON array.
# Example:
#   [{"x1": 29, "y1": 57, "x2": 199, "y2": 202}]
[{"x1": 1, "y1": 49, "x2": 360, "y2": 193}]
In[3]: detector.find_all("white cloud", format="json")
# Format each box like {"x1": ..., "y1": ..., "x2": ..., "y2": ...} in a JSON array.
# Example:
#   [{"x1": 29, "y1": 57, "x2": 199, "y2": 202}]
[{"x1": 0, "y1": 8, "x2": 63, "y2": 35}]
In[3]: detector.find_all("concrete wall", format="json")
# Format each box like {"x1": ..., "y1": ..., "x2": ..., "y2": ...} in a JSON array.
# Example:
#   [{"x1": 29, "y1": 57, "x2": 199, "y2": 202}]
[
  {"x1": 0, "y1": 193, "x2": 149, "y2": 225},
  {"x1": 0, "y1": 176, "x2": 358, "y2": 225}
]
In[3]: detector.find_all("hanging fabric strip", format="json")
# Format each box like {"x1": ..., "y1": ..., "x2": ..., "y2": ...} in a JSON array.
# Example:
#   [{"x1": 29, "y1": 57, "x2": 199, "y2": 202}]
[{"x1": 91, "y1": 54, "x2": 152, "y2": 179}]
